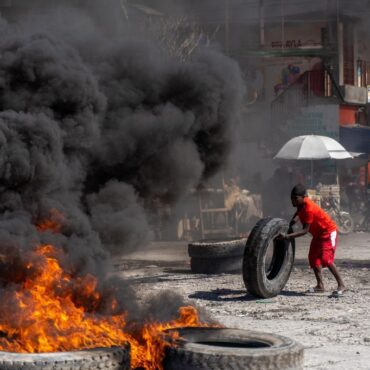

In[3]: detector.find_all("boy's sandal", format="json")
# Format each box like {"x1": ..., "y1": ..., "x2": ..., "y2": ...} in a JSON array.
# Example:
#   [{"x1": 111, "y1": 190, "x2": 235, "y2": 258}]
[{"x1": 331, "y1": 289, "x2": 344, "y2": 297}]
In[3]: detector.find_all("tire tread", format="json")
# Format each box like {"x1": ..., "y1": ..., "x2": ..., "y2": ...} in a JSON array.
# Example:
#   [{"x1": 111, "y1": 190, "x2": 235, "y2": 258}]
[
  {"x1": 243, "y1": 218, "x2": 295, "y2": 298},
  {"x1": 0, "y1": 347, "x2": 130, "y2": 370}
]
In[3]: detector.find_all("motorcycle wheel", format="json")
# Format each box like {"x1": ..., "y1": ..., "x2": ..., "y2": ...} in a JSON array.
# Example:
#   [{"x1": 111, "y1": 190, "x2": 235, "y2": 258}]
[{"x1": 336, "y1": 212, "x2": 354, "y2": 234}]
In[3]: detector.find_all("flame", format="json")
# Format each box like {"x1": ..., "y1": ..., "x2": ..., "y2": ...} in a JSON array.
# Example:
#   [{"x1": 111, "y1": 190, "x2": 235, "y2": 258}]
[
  {"x1": 36, "y1": 208, "x2": 65, "y2": 233},
  {"x1": 137, "y1": 306, "x2": 210, "y2": 369},
  {"x1": 0, "y1": 213, "x2": 211, "y2": 370}
]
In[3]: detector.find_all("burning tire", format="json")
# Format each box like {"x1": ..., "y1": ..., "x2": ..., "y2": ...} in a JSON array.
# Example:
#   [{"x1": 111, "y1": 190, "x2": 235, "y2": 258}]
[
  {"x1": 0, "y1": 346, "x2": 130, "y2": 370},
  {"x1": 243, "y1": 218, "x2": 295, "y2": 298},
  {"x1": 188, "y1": 238, "x2": 247, "y2": 274},
  {"x1": 163, "y1": 327, "x2": 303, "y2": 370}
]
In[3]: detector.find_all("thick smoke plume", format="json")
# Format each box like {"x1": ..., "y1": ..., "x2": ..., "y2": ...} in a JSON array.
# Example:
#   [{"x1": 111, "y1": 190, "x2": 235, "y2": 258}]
[{"x1": 0, "y1": 4, "x2": 244, "y2": 316}]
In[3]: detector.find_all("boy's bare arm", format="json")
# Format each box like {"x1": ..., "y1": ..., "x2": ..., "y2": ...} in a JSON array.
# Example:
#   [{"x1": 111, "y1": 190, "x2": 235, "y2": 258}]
[
  {"x1": 289, "y1": 211, "x2": 299, "y2": 226},
  {"x1": 282, "y1": 223, "x2": 310, "y2": 239},
  {"x1": 286, "y1": 223, "x2": 310, "y2": 238}
]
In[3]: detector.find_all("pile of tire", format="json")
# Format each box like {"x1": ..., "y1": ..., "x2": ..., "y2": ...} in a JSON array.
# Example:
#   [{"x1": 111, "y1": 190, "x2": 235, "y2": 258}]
[
  {"x1": 243, "y1": 217, "x2": 295, "y2": 298},
  {"x1": 0, "y1": 346, "x2": 130, "y2": 370},
  {"x1": 188, "y1": 238, "x2": 247, "y2": 274},
  {"x1": 163, "y1": 327, "x2": 304, "y2": 370}
]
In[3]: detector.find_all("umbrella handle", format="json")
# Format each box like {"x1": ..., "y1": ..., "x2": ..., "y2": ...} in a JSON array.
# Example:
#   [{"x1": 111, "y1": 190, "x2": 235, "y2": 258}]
[{"x1": 311, "y1": 160, "x2": 313, "y2": 188}]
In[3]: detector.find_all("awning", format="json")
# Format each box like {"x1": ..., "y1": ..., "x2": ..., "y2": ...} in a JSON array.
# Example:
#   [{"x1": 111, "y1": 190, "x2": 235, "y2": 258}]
[{"x1": 340, "y1": 125, "x2": 370, "y2": 155}]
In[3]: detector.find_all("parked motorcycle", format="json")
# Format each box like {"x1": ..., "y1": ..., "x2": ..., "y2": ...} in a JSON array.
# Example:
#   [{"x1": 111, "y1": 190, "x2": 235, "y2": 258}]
[{"x1": 321, "y1": 195, "x2": 354, "y2": 234}]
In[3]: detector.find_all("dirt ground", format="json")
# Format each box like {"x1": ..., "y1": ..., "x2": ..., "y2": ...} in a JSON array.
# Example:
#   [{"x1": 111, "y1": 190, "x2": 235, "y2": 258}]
[{"x1": 116, "y1": 232, "x2": 370, "y2": 370}]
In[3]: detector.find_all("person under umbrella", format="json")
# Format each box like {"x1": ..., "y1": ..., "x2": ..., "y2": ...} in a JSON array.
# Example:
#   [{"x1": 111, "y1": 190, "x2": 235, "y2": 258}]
[{"x1": 274, "y1": 135, "x2": 356, "y2": 187}]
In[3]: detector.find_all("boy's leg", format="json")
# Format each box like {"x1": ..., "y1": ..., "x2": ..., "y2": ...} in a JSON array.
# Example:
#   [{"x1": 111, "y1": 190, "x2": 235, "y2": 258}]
[
  {"x1": 312, "y1": 265, "x2": 325, "y2": 291},
  {"x1": 327, "y1": 263, "x2": 345, "y2": 291},
  {"x1": 309, "y1": 238, "x2": 325, "y2": 291},
  {"x1": 324, "y1": 231, "x2": 345, "y2": 291}
]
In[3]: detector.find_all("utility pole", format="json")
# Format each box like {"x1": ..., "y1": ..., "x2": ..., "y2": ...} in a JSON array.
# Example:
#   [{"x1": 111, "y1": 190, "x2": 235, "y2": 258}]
[
  {"x1": 225, "y1": 0, "x2": 230, "y2": 55},
  {"x1": 336, "y1": 0, "x2": 344, "y2": 85},
  {"x1": 281, "y1": 0, "x2": 285, "y2": 49},
  {"x1": 259, "y1": 0, "x2": 265, "y2": 47}
]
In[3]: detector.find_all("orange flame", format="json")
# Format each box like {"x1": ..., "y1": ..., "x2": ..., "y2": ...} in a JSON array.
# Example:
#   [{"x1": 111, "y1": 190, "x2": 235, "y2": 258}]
[
  {"x1": 0, "y1": 213, "x2": 211, "y2": 370},
  {"x1": 137, "y1": 306, "x2": 209, "y2": 369},
  {"x1": 36, "y1": 208, "x2": 65, "y2": 233}
]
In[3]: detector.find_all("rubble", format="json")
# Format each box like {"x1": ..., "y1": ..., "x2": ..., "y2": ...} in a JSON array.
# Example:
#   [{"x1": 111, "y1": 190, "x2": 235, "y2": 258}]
[{"x1": 117, "y1": 235, "x2": 370, "y2": 370}]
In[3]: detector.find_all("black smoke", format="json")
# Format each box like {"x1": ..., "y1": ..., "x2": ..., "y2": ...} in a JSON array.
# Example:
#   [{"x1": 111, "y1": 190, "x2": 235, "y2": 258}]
[{"x1": 0, "y1": 4, "x2": 244, "y2": 317}]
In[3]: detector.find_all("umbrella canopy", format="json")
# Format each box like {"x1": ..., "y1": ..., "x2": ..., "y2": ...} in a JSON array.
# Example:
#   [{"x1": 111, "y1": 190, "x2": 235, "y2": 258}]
[{"x1": 274, "y1": 135, "x2": 354, "y2": 160}]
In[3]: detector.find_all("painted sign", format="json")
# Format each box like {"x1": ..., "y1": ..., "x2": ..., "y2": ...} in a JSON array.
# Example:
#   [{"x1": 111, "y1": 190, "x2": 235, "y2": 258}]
[{"x1": 265, "y1": 23, "x2": 324, "y2": 49}]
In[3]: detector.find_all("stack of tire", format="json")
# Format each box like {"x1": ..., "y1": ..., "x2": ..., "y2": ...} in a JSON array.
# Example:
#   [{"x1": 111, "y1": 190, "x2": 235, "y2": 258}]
[{"x1": 188, "y1": 238, "x2": 247, "y2": 274}]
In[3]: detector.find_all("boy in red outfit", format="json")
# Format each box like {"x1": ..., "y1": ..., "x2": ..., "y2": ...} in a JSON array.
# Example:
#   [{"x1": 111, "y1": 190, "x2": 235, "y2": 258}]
[{"x1": 280, "y1": 184, "x2": 345, "y2": 295}]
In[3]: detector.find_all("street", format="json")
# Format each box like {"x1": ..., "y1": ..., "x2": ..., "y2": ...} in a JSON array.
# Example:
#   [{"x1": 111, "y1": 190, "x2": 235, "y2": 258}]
[
  {"x1": 0, "y1": 2, "x2": 368, "y2": 369},
  {"x1": 118, "y1": 232, "x2": 370, "y2": 370}
]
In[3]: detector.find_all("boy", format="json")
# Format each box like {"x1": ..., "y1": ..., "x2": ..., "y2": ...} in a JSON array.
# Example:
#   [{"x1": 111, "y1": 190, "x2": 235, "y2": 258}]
[{"x1": 279, "y1": 184, "x2": 345, "y2": 296}]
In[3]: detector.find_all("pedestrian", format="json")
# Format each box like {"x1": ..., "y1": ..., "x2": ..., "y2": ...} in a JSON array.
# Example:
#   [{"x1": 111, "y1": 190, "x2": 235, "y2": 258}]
[{"x1": 279, "y1": 183, "x2": 345, "y2": 296}]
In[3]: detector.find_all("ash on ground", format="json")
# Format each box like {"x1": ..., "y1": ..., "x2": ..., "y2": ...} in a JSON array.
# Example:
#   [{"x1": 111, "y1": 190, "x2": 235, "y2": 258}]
[{"x1": 115, "y1": 235, "x2": 370, "y2": 370}]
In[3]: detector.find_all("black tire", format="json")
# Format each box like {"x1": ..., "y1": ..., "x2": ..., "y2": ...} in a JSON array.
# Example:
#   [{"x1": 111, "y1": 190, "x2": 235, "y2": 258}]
[
  {"x1": 243, "y1": 218, "x2": 295, "y2": 298},
  {"x1": 190, "y1": 256, "x2": 242, "y2": 274},
  {"x1": 163, "y1": 327, "x2": 303, "y2": 370},
  {"x1": 0, "y1": 346, "x2": 130, "y2": 370},
  {"x1": 188, "y1": 238, "x2": 247, "y2": 258}
]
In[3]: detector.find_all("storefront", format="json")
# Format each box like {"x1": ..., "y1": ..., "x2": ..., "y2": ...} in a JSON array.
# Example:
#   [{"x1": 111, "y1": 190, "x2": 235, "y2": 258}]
[{"x1": 340, "y1": 124, "x2": 370, "y2": 191}]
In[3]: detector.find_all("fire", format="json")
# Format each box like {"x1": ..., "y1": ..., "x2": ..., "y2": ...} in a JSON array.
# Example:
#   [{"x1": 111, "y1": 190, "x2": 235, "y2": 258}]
[
  {"x1": 0, "y1": 215, "x2": 210, "y2": 370},
  {"x1": 36, "y1": 208, "x2": 65, "y2": 233},
  {"x1": 136, "y1": 306, "x2": 208, "y2": 370}
]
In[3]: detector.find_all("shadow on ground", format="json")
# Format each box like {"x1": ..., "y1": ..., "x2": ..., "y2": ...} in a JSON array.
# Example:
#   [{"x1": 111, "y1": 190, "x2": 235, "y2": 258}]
[
  {"x1": 279, "y1": 290, "x2": 307, "y2": 297},
  {"x1": 190, "y1": 288, "x2": 309, "y2": 301},
  {"x1": 128, "y1": 273, "x2": 208, "y2": 285},
  {"x1": 189, "y1": 288, "x2": 256, "y2": 302}
]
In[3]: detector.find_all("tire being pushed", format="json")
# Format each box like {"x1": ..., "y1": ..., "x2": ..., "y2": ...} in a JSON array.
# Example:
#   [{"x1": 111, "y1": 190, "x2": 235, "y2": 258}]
[
  {"x1": 188, "y1": 238, "x2": 247, "y2": 274},
  {"x1": 163, "y1": 327, "x2": 303, "y2": 370},
  {"x1": 0, "y1": 346, "x2": 130, "y2": 370},
  {"x1": 243, "y1": 217, "x2": 295, "y2": 298}
]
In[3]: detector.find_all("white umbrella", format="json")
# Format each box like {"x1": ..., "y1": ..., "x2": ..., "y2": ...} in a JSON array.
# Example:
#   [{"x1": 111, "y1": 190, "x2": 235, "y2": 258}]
[
  {"x1": 274, "y1": 135, "x2": 355, "y2": 160},
  {"x1": 274, "y1": 135, "x2": 355, "y2": 186}
]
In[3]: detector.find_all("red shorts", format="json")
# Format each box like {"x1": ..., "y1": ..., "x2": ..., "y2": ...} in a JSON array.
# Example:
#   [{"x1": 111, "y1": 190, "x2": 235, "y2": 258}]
[{"x1": 308, "y1": 231, "x2": 337, "y2": 268}]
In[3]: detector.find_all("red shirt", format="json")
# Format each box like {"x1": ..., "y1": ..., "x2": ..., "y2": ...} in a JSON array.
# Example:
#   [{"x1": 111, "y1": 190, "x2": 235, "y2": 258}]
[{"x1": 297, "y1": 198, "x2": 337, "y2": 238}]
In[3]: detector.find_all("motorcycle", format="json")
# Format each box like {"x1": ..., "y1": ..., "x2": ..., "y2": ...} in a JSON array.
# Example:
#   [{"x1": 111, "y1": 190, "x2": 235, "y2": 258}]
[{"x1": 321, "y1": 195, "x2": 354, "y2": 234}]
